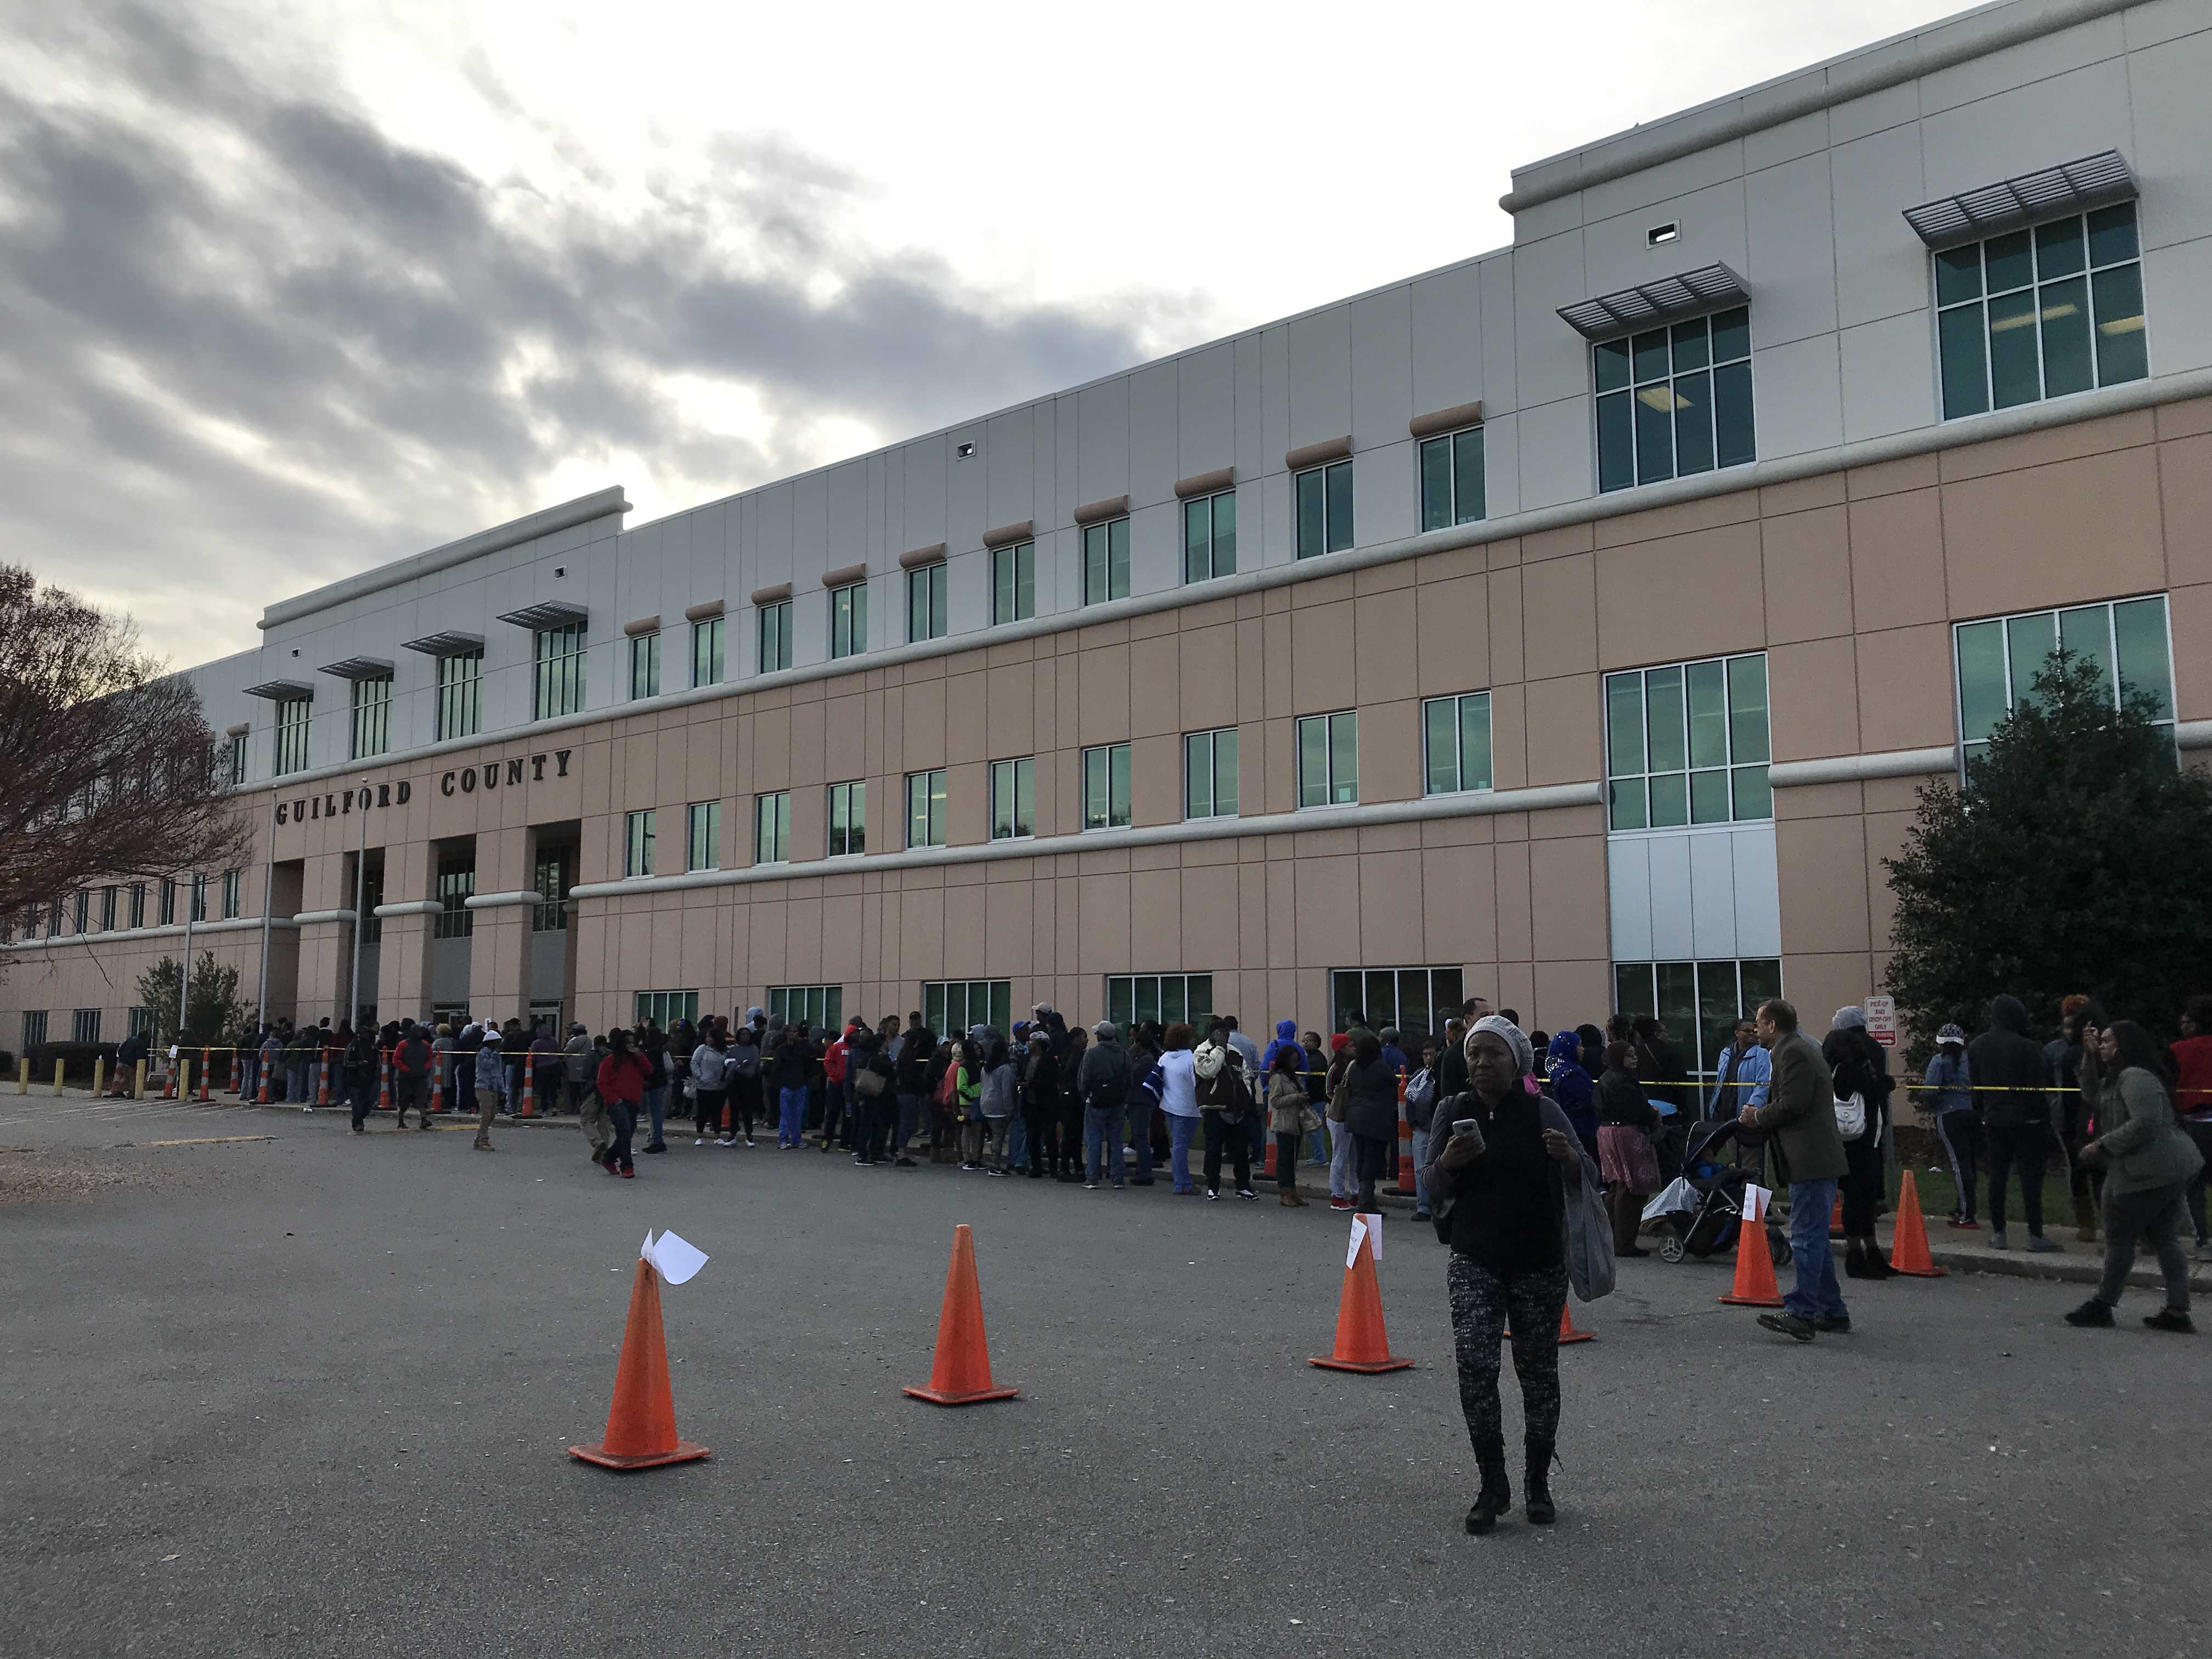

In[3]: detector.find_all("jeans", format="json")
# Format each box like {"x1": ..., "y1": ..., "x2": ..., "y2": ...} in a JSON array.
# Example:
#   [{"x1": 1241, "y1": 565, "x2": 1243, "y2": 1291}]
[
  {"x1": 1985, "y1": 1122, "x2": 2050, "y2": 1235},
  {"x1": 288, "y1": 1062, "x2": 311, "y2": 1102},
  {"x1": 1307, "y1": 1126, "x2": 1329, "y2": 1165},
  {"x1": 1084, "y1": 1106, "x2": 1125, "y2": 1184},
  {"x1": 2094, "y1": 1180, "x2": 2192, "y2": 1309},
  {"x1": 895, "y1": 1092, "x2": 922, "y2": 1156},
  {"x1": 1937, "y1": 1110, "x2": 1979, "y2": 1220},
  {"x1": 603, "y1": 1101, "x2": 635, "y2": 1170},
  {"x1": 1125, "y1": 1101, "x2": 1155, "y2": 1181},
  {"x1": 1201, "y1": 1108, "x2": 1250, "y2": 1194},
  {"x1": 642, "y1": 1085, "x2": 666, "y2": 1148},
  {"x1": 1328, "y1": 1119, "x2": 1356, "y2": 1200},
  {"x1": 1410, "y1": 1126, "x2": 1432, "y2": 1215},
  {"x1": 777, "y1": 1087, "x2": 807, "y2": 1147},
  {"x1": 1782, "y1": 1177, "x2": 1847, "y2": 1322},
  {"x1": 1006, "y1": 1111, "x2": 1029, "y2": 1172},
  {"x1": 1168, "y1": 1113, "x2": 1199, "y2": 1192}
]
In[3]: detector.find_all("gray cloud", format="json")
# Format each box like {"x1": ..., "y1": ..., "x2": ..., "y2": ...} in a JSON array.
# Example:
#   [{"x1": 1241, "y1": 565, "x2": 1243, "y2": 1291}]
[{"x1": 0, "y1": 3, "x2": 1205, "y2": 665}]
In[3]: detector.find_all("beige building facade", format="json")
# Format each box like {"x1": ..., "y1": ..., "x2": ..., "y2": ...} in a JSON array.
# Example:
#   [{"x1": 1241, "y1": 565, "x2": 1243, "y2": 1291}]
[{"x1": 8, "y1": 0, "x2": 2211, "y2": 1077}]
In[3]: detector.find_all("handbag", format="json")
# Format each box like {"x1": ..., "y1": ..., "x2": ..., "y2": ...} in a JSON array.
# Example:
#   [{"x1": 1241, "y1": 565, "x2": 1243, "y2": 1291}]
[
  {"x1": 1561, "y1": 1157, "x2": 1617, "y2": 1303},
  {"x1": 1833, "y1": 1090, "x2": 1867, "y2": 1141},
  {"x1": 1297, "y1": 1104, "x2": 1324, "y2": 1136}
]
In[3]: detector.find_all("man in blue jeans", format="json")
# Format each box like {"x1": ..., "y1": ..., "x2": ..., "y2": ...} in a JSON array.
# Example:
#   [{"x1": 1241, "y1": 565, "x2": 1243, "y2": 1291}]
[{"x1": 1738, "y1": 997, "x2": 1850, "y2": 1340}]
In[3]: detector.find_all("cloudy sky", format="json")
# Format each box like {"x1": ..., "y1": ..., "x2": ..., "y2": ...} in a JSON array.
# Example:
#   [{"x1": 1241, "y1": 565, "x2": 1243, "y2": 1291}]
[{"x1": 0, "y1": 0, "x2": 1962, "y2": 669}]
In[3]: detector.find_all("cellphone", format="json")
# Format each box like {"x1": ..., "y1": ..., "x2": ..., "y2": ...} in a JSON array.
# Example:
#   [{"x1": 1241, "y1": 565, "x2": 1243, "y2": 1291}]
[{"x1": 1451, "y1": 1118, "x2": 1479, "y2": 1136}]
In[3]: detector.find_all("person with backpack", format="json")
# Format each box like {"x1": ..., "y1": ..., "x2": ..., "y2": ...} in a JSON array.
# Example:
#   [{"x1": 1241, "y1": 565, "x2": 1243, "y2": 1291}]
[
  {"x1": 1267, "y1": 1046, "x2": 1317, "y2": 1206},
  {"x1": 1423, "y1": 1017, "x2": 1598, "y2": 1534},
  {"x1": 1194, "y1": 1020, "x2": 1256, "y2": 1200},
  {"x1": 849, "y1": 1021, "x2": 895, "y2": 1166},
  {"x1": 1074, "y1": 1019, "x2": 1131, "y2": 1189}
]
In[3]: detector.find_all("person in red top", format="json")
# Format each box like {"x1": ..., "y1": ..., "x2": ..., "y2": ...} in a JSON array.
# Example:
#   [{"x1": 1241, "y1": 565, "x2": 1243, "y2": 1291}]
[
  {"x1": 594, "y1": 1028, "x2": 649, "y2": 1178},
  {"x1": 820, "y1": 1023, "x2": 855, "y2": 1153},
  {"x1": 2171, "y1": 996, "x2": 2212, "y2": 1260}
]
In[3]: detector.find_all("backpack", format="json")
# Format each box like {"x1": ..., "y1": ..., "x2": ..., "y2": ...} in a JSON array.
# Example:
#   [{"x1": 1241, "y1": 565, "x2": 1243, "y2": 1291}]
[{"x1": 1083, "y1": 1048, "x2": 1128, "y2": 1110}]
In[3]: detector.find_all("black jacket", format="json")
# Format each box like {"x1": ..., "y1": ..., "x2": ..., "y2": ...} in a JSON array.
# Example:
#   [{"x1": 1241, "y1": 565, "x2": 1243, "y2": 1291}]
[{"x1": 1968, "y1": 995, "x2": 2049, "y2": 1128}]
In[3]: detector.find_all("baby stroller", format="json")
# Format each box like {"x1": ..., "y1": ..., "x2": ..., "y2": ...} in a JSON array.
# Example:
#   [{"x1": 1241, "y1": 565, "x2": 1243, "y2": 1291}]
[{"x1": 1641, "y1": 1119, "x2": 1792, "y2": 1267}]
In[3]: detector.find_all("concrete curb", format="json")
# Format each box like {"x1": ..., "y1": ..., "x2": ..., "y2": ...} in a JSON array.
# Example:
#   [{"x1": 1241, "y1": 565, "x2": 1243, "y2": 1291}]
[{"x1": 1923, "y1": 1244, "x2": 2212, "y2": 1295}]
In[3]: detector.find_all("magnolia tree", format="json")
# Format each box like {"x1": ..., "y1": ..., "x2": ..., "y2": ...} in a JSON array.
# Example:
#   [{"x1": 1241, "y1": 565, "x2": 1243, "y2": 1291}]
[{"x1": 0, "y1": 565, "x2": 251, "y2": 931}]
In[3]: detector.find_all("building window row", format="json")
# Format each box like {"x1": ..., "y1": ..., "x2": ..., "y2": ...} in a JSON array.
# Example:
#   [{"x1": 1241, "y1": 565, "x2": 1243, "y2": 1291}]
[
  {"x1": 349, "y1": 673, "x2": 392, "y2": 761},
  {"x1": 1954, "y1": 594, "x2": 2172, "y2": 765},
  {"x1": 925, "y1": 979, "x2": 1009, "y2": 1037},
  {"x1": 1604, "y1": 653, "x2": 1770, "y2": 832},
  {"x1": 1594, "y1": 307, "x2": 1754, "y2": 494}
]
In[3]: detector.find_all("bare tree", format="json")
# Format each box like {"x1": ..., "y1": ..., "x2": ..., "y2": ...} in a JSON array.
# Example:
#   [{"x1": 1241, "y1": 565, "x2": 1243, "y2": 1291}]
[{"x1": 0, "y1": 565, "x2": 253, "y2": 925}]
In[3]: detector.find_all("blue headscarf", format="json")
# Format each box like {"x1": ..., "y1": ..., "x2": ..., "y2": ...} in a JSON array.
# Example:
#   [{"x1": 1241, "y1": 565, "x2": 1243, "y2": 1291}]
[
  {"x1": 1260, "y1": 1018, "x2": 1303, "y2": 1079},
  {"x1": 1545, "y1": 1029, "x2": 1597, "y2": 1142}
]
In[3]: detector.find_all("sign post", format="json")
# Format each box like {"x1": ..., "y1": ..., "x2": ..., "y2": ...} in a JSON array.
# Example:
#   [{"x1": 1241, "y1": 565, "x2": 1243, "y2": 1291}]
[{"x1": 1865, "y1": 994, "x2": 1898, "y2": 1048}]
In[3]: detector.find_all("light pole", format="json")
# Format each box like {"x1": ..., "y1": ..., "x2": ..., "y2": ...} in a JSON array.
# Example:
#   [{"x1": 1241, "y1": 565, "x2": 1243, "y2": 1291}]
[
  {"x1": 177, "y1": 869, "x2": 194, "y2": 1042},
  {"x1": 347, "y1": 780, "x2": 369, "y2": 1033}
]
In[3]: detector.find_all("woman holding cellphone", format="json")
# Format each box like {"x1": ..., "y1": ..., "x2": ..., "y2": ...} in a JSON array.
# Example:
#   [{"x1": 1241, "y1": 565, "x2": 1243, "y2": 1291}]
[{"x1": 1421, "y1": 1015, "x2": 1600, "y2": 1537}]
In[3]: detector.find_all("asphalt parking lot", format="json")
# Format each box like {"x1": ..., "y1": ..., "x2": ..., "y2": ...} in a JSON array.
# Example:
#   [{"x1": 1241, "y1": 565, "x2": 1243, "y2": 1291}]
[{"x1": 1, "y1": 1093, "x2": 2202, "y2": 1658}]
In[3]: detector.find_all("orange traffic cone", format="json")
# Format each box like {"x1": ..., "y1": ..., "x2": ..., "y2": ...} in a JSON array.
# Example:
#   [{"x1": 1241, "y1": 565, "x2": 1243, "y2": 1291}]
[
  {"x1": 1557, "y1": 1301, "x2": 1595, "y2": 1344},
  {"x1": 1829, "y1": 1195, "x2": 1844, "y2": 1238},
  {"x1": 198, "y1": 1048, "x2": 212, "y2": 1103},
  {"x1": 1719, "y1": 1206, "x2": 1785, "y2": 1307},
  {"x1": 1310, "y1": 1221, "x2": 1413, "y2": 1373},
  {"x1": 904, "y1": 1224, "x2": 1020, "y2": 1406},
  {"x1": 569, "y1": 1259, "x2": 710, "y2": 1470},
  {"x1": 1886, "y1": 1170, "x2": 1948, "y2": 1277},
  {"x1": 518, "y1": 1059, "x2": 537, "y2": 1119}
]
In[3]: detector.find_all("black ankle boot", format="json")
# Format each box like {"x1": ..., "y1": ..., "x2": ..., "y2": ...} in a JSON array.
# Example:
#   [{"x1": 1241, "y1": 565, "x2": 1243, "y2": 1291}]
[
  {"x1": 1464, "y1": 1439, "x2": 1511, "y2": 1534},
  {"x1": 1524, "y1": 1440, "x2": 1556, "y2": 1525}
]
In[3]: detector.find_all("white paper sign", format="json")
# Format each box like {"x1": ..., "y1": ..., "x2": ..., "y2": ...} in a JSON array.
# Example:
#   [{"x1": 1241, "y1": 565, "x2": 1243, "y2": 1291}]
[
  {"x1": 1742, "y1": 1184, "x2": 1770, "y2": 1222},
  {"x1": 1345, "y1": 1212, "x2": 1385, "y2": 1268},
  {"x1": 640, "y1": 1228, "x2": 708, "y2": 1285}
]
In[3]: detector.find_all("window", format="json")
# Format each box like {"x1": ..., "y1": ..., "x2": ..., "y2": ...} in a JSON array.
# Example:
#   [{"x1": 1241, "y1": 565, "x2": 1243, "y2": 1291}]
[
  {"x1": 349, "y1": 673, "x2": 392, "y2": 760},
  {"x1": 991, "y1": 541, "x2": 1034, "y2": 625},
  {"x1": 686, "y1": 800, "x2": 721, "y2": 872},
  {"x1": 1295, "y1": 461, "x2": 1354, "y2": 558},
  {"x1": 1184, "y1": 493, "x2": 1237, "y2": 583},
  {"x1": 274, "y1": 697, "x2": 312, "y2": 776},
  {"x1": 438, "y1": 650, "x2": 483, "y2": 738},
  {"x1": 1105, "y1": 973, "x2": 1214, "y2": 1032},
  {"x1": 1082, "y1": 516, "x2": 1130, "y2": 605},
  {"x1": 906, "y1": 769, "x2": 946, "y2": 849},
  {"x1": 1296, "y1": 711, "x2": 1358, "y2": 808},
  {"x1": 634, "y1": 990, "x2": 700, "y2": 1029},
  {"x1": 99, "y1": 886, "x2": 116, "y2": 931},
  {"x1": 1936, "y1": 202, "x2": 2147, "y2": 421},
  {"x1": 1183, "y1": 728, "x2": 1239, "y2": 820},
  {"x1": 72, "y1": 1008, "x2": 100, "y2": 1045},
  {"x1": 830, "y1": 582, "x2": 868, "y2": 659},
  {"x1": 769, "y1": 984, "x2": 843, "y2": 1030},
  {"x1": 1594, "y1": 307, "x2": 1753, "y2": 493},
  {"x1": 907, "y1": 561, "x2": 947, "y2": 642},
  {"x1": 127, "y1": 1006, "x2": 154, "y2": 1040},
  {"x1": 1081, "y1": 743, "x2": 1131, "y2": 831},
  {"x1": 1422, "y1": 692, "x2": 1494, "y2": 795},
  {"x1": 358, "y1": 865, "x2": 383, "y2": 944},
  {"x1": 827, "y1": 780, "x2": 866, "y2": 857},
  {"x1": 128, "y1": 883, "x2": 145, "y2": 929},
  {"x1": 624, "y1": 809, "x2": 656, "y2": 879},
  {"x1": 990, "y1": 757, "x2": 1035, "y2": 840},
  {"x1": 227, "y1": 732, "x2": 247, "y2": 786},
  {"x1": 1419, "y1": 426, "x2": 1487, "y2": 531},
  {"x1": 533, "y1": 847, "x2": 571, "y2": 932},
  {"x1": 1614, "y1": 958, "x2": 1783, "y2": 1078},
  {"x1": 692, "y1": 615, "x2": 726, "y2": 686},
  {"x1": 157, "y1": 880, "x2": 176, "y2": 927},
  {"x1": 221, "y1": 870, "x2": 241, "y2": 920},
  {"x1": 757, "y1": 602, "x2": 791, "y2": 674},
  {"x1": 534, "y1": 623, "x2": 586, "y2": 719},
  {"x1": 1954, "y1": 595, "x2": 2172, "y2": 766},
  {"x1": 628, "y1": 632, "x2": 661, "y2": 700},
  {"x1": 1330, "y1": 967, "x2": 1464, "y2": 1036},
  {"x1": 21, "y1": 1011, "x2": 48, "y2": 1051},
  {"x1": 1604, "y1": 654, "x2": 1770, "y2": 830},
  {"x1": 72, "y1": 890, "x2": 88, "y2": 934},
  {"x1": 45, "y1": 898, "x2": 60, "y2": 938},
  {"x1": 753, "y1": 793, "x2": 790, "y2": 864},
  {"x1": 923, "y1": 980, "x2": 1009, "y2": 1036},
  {"x1": 189, "y1": 873, "x2": 207, "y2": 923}
]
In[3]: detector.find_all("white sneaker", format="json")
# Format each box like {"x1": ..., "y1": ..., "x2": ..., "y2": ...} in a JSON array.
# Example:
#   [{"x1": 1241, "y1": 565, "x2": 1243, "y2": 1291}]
[
  {"x1": 695, "y1": 1137, "x2": 705, "y2": 1146},
  {"x1": 718, "y1": 1137, "x2": 735, "y2": 1147}
]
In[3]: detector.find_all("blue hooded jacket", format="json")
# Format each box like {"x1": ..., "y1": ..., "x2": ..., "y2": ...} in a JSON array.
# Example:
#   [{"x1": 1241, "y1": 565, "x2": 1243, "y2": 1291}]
[
  {"x1": 1545, "y1": 1029, "x2": 1598, "y2": 1144},
  {"x1": 1259, "y1": 1018, "x2": 1304, "y2": 1081}
]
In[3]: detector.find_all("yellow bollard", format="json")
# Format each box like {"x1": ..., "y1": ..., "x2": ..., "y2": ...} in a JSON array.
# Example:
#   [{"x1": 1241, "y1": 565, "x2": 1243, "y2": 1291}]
[
  {"x1": 54, "y1": 1058, "x2": 66, "y2": 1096},
  {"x1": 133, "y1": 1058, "x2": 148, "y2": 1100},
  {"x1": 93, "y1": 1056, "x2": 107, "y2": 1097},
  {"x1": 15, "y1": 1056, "x2": 26, "y2": 1095},
  {"x1": 179, "y1": 1056, "x2": 193, "y2": 1102}
]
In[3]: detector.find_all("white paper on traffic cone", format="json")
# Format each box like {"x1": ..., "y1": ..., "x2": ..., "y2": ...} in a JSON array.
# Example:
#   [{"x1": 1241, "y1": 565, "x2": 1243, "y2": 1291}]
[{"x1": 640, "y1": 1228, "x2": 709, "y2": 1285}]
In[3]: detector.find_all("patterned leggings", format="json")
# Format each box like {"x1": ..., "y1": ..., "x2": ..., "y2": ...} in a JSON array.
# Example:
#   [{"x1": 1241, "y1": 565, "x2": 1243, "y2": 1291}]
[{"x1": 1446, "y1": 1254, "x2": 1569, "y2": 1453}]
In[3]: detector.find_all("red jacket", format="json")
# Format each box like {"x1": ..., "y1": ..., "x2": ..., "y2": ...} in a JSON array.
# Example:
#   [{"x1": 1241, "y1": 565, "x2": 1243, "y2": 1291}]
[
  {"x1": 595, "y1": 1051, "x2": 648, "y2": 1107},
  {"x1": 823, "y1": 1035, "x2": 850, "y2": 1085},
  {"x1": 2172, "y1": 1034, "x2": 2212, "y2": 1121}
]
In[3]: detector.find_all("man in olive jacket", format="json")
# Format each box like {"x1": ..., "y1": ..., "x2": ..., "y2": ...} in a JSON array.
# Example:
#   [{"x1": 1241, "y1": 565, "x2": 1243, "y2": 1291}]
[{"x1": 1740, "y1": 998, "x2": 1849, "y2": 1340}]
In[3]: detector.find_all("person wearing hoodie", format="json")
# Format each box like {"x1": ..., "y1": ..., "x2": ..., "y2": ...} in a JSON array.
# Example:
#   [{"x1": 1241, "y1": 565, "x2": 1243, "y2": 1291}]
[
  {"x1": 724, "y1": 1025, "x2": 763, "y2": 1146},
  {"x1": 1544, "y1": 1030, "x2": 1599, "y2": 1162},
  {"x1": 2064, "y1": 1019, "x2": 2202, "y2": 1331},
  {"x1": 1340, "y1": 1030, "x2": 1402, "y2": 1214},
  {"x1": 771, "y1": 1022, "x2": 812, "y2": 1149},
  {"x1": 691, "y1": 1023, "x2": 731, "y2": 1147},
  {"x1": 1223, "y1": 1016, "x2": 1266, "y2": 1175},
  {"x1": 1969, "y1": 994, "x2": 2064, "y2": 1253},
  {"x1": 1075, "y1": 1020, "x2": 1132, "y2": 1188},
  {"x1": 1155, "y1": 1023, "x2": 1203, "y2": 1194},
  {"x1": 1021, "y1": 1030, "x2": 1063, "y2": 1180},
  {"x1": 1824, "y1": 1007, "x2": 1898, "y2": 1280},
  {"x1": 1925, "y1": 1026, "x2": 1977, "y2": 1228},
  {"x1": 470, "y1": 1034, "x2": 506, "y2": 1150},
  {"x1": 977, "y1": 1038, "x2": 1018, "y2": 1173}
]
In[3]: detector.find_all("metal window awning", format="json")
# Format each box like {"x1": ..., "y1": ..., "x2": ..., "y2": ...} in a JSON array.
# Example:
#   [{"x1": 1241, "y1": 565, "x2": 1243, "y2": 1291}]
[
  {"x1": 1903, "y1": 151, "x2": 2135, "y2": 250},
  {"x1": 241, "y1": 679, "x2": 315, "y2": 702},
  {"x1": 400, "y1": 630, "x2": 484, "y2": 658},
  {"x1": 319, "y1": 656, "x2": 393, "y2": 681},
  {"x1": 494, "y1": 601, "x2": 589, "y2": 631},
  {"x1": 1558, "y1": 263, "x2": 1750, "y2": 341}
]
